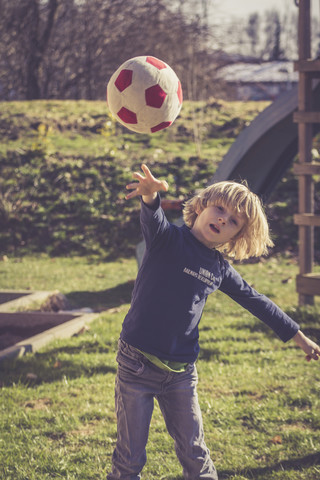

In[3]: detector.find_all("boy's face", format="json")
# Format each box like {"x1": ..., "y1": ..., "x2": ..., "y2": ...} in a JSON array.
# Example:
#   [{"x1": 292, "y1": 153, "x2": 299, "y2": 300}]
[{"x1": 190, "y1": 203, "x2": 246, "y2": 249}]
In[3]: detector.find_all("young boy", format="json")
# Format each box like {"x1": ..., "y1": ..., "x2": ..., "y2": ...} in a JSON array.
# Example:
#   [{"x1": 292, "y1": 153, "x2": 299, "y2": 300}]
[{"x1": 107, "y1": 164, "x2": 320, "y2": 480}]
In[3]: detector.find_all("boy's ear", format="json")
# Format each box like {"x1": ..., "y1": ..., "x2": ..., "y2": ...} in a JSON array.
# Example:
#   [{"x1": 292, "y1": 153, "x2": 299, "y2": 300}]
[{"x1": 195, "y1": 203, "x2": 202, "y2": 215}]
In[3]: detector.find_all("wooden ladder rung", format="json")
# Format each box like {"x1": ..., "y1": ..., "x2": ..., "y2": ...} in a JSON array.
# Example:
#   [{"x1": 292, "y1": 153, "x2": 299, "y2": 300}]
[
  {"x1": 296, "y1": 273, "x2": 320, "y2": 296},
  {"x1": 293, "y1": 111, "x2": 320, "y2": 123},
  {"x1": 294, "y1": 59, "x2": 320, "y2": 72},
  {"x1": 294, "y1": 162, "x2": 320, "y2": 175},
  {"x1": 294, "y1": 213, "x2": 320, "y2": 227}
]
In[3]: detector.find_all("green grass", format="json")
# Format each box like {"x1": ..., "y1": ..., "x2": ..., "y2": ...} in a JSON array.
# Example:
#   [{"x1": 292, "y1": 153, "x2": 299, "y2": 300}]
[
  {"x1": 0, "y1": 98, "x2": 268, "y2": 160},
  {"x1": 0, "y1": 254, "x2": 320, "y2": 479}
]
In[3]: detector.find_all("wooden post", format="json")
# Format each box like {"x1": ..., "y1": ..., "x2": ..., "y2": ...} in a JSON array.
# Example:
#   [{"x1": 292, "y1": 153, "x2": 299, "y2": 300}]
[{"x1": 297, "y1": 0, "x2": 314, "y2": 305}]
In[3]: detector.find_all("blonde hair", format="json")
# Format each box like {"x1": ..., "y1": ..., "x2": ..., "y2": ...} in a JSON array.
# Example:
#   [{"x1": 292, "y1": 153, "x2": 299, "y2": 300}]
[{"x1": 183, "y1": 181, "x2": 274, "y2": 261}]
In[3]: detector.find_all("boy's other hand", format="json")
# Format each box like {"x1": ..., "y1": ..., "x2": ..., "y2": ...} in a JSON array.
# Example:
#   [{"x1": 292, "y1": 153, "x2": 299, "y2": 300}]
[
  {"x1": 293, "y1": 330, "x2": 320, "y2": 362},
  {"x1": 125, "y1": 164, "x2": 169, "y2": 203}
]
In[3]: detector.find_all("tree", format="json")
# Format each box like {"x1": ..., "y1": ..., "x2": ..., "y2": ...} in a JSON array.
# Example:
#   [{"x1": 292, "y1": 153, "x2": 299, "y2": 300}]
[
  {"x1": 0, "y1": 0, "x2": 215, "y2": 101},
  {"x1": 246, "y1": 13, "x2": 260, "y2": 57},
  {"x1": 263, "y1": 10, "x2": 285, "y2": 61},
  {"x1": 0, "y1": 0, "x2": 59, "y2": 99},
  {"x1": 280, "y1": 10, "x2": 298, "y2": 60}
]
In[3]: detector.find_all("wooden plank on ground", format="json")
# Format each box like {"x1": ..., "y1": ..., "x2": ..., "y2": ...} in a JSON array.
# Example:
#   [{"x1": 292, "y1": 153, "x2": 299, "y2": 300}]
[{"x1": 0, "y1": 313, "x2": 98, "y2": 362}]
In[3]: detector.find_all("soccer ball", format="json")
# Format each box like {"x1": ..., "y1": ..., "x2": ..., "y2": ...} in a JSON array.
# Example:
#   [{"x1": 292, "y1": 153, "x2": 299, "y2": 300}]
[{"x1": 106, "y1": 56, "x2": 183, "y2": 134}]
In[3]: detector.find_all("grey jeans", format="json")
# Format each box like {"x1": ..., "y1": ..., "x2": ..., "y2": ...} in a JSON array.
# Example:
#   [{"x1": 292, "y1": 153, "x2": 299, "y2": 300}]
[{"x1": 107, "y1": 339, "x2": 218, "y2": 480}]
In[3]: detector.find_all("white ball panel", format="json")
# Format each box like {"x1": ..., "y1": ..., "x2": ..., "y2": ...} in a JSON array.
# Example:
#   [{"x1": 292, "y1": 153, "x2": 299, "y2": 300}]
[{"x1": 158, "y1": 68, "x2": 179, "y2": 94}]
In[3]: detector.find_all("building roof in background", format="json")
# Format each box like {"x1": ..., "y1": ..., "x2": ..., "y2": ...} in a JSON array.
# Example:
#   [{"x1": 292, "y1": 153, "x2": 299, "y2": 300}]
[{"x1": 217, "y1": 61, "x2": 298, "y2": 83}]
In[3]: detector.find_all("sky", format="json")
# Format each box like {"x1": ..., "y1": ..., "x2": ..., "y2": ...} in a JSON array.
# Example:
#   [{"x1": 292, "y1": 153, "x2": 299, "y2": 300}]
[
  {"x1": 200, "y1": 0, "x2": 316, "y2": 56},
  {"x1": 207, "y1": 0, "x2": 319, "y2": 54},
  {"x1": 215, "y1": 0, "x2": 297, "y2": 18}
]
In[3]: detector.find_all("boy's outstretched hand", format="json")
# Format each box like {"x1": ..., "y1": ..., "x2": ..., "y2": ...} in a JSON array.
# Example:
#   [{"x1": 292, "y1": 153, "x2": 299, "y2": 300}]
[
  {"x1": 125, "y1": 164, "x2": 169, "y2": 205},
  {"x1": 293, "y1": 330, "x2": 320, "y2": 362}
]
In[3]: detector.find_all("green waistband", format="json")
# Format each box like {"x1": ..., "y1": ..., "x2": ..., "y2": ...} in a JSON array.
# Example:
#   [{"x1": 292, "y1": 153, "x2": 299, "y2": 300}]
[{"x1": 137, "y1": 349, "x2": 188, "y2": 373}]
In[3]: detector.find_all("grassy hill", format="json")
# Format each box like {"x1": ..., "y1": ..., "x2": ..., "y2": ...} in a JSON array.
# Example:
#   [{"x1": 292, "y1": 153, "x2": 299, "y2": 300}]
[
  {"x1": 0, "y1": 98, "x2": 317, "y2": 259},
  {"x1": 0, "y1": 99, "x2": 268, "y2": 258}
]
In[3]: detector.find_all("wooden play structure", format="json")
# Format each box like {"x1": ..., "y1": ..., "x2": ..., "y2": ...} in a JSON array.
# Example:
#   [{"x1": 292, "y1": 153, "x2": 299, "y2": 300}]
[{"x1": 294, "y1": 0, "x2": 320, "y2": 304}]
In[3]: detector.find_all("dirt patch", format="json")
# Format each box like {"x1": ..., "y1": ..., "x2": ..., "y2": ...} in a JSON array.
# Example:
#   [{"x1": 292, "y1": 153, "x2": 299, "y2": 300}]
[
  {"x1": 24, "y1": 397, "x2": 53, "y2": 410},
  {"x1": 0, "y1": 312, "x2": 79, "y2": 350}
]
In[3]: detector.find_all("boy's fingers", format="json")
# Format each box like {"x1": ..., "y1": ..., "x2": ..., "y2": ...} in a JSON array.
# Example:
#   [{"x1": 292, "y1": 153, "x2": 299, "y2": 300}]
[
  {"x1": 132, "y1": 172, "x2": 145, "y2": 181},
  {"x1": 306, "y1": 347, "x2": 320, "y2": 361},
  {"x1": 126, "y1": 182, "x2": 139, "y2": 190},
  {"x1": 125, "y1": 164, "x2": 168, "y2": 200},
  {"x1": 125, "y1": 189, "x2": 138, "y2": 200},
  {"x1": 140, "y1": 164, "x2": 168, "y2": 191},
  {"x1": 161, "y1": 180, "x2": 169, "y2": 192},
  {"x1": 141, "y1": 163, "x2": 151, "y2": 177}
]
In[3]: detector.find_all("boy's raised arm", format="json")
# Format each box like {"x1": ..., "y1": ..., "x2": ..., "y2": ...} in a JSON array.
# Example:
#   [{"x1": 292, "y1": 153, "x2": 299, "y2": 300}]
[{"x1": 125, "y1": 164, "x2": 169, "y2": 207}]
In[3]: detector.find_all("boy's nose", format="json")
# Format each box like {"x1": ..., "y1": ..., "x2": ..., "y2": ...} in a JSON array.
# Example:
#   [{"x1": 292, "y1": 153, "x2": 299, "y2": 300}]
[{"x1": 218, "y1": 215, "x2": 226, "y2": 224}]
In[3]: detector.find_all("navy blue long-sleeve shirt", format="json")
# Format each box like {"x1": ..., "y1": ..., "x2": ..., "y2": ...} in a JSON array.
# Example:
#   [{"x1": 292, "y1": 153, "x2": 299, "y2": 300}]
[{"x1": 120, "y1": 195, "x2": 300, "y2": 363}]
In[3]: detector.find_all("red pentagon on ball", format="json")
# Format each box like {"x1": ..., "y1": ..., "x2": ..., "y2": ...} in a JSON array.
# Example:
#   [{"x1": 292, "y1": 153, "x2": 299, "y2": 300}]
[
  {"x1": 117, "y1": 107, "x2": 137, "y2": 124},
  {"x1": 145, "y1": 84, "x2": 167, "y2": 108},
  {"x1": 177, "y1": 81, "x2": 183, "y2": 104},
  {"x1": 115, "y1": 69, "x2": 133, "y2": 92},
  {"x1": 151, "y1": 121, "x2": 172, "y2": 133},
  {"x1": 146, "y1": 56, "x2": 167, "y2": 70}
]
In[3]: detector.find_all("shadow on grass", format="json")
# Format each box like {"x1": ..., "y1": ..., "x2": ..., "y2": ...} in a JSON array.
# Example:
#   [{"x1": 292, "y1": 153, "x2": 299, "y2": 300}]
[
  {"x1": 67, "y1": 280, "x2": 134, "y2": 311},
  {"x1": 218, "y1": 451, "x2": 320, "y2": 479},
  {"x1": 228, "y1": 307, "x2": 320, "y2": 343},
  {"x1": 166, "y1": 451, "x2": 320, "y2": 480},
  {"x1": 198, "y1": 346, "x2": 267, "y2": 362},
  {"x1": 240, "y1": 320, "x2": 274, "y2": 338},
  {"x1": 0, "y1": 339, "x2": 117, "y2": 387},
  {"x1": 234, "y1": 320, "x2": 320, "y2": 344}
]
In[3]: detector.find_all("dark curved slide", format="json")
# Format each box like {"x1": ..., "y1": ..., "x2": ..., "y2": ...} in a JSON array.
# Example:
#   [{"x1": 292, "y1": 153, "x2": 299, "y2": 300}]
[{"x1": 211, "y1": 82, "x2": 320, "y2": 199}]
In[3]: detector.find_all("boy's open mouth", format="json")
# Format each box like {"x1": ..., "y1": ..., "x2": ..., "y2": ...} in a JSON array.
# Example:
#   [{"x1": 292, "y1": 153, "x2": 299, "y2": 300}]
[{"x1": 210, "y1": 224, "x2": 220, "y2": 234}]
